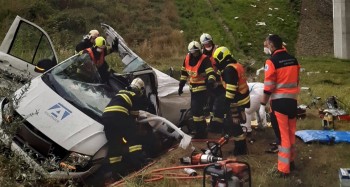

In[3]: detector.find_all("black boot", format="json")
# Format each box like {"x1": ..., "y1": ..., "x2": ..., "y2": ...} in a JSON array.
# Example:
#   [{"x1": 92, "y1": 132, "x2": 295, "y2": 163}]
[
  {"x1": 192, "y1": 122, "x2": 208, "y2": 139},
  {"x1": 290, "y1": 161, "x2": 295, "y2": 171},
  {"x1": 208, "y1": 121, "x2": 224, "y2": 134},
  {"x1": 233, "y1": 139, "x2": 248, "y2": 156}
]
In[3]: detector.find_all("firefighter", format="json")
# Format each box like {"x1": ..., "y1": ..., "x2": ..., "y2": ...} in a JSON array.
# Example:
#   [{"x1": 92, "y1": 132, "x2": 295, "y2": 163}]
[
  {"x1": 260, "y1": 34, "x2": 300, "y2": 177},
  {"x1": 82, "y1": 36, "x2": 118, "y2": 83},
  {"x1": 199, "y1": 33, "x2": 225, "y2": 134},
  {"x1": 102, "y1": 77, "x2": 149, "y2": 180},
  {"x1": 34, "y1": 58, "x2": 57, "y2": 73},
  {"x1": 212, "y1": 46, "x2": 250, "y2": 156},
  {"x1": 178, "y1": 41, "x2": 216, "y2": 139},
  {"x1": 75, "y1": 29, "x2": 100, "y2": 53}
]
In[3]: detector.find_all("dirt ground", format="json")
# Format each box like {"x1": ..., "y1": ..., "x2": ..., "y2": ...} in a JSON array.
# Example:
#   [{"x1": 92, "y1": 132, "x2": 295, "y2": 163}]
[{"x1": 296, "y1": 0, "x2": 333, "y2": 57}]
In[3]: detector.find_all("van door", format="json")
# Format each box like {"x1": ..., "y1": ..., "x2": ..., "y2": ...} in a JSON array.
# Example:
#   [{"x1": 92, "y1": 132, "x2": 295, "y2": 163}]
[{"x1": 0, "y1": 15, "x2": 58, "y2": 81}]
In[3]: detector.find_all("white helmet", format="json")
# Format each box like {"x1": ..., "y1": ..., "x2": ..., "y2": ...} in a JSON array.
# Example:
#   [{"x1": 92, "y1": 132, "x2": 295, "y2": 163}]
[
  {"x1": 200, "y1": 33, "x2": 212, "y2": 45},
  {"x1": 88, "y1": 29, "x2": 99, "y2": 39},
  {"x1": 187, "y1": 41, "x2": 201, "y2": 53},
  {"x1": 130, "y1": 77, "x2": 145, "y2": 90}
]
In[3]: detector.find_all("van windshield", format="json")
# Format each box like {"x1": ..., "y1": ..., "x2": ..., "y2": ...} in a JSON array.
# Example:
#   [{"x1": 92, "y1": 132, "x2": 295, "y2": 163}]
[{"x1": 46, "y1": 53, "x2": 124, "y2": 118}]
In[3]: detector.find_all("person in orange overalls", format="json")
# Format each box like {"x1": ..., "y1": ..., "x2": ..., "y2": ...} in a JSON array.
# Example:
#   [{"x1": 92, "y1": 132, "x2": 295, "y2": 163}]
[
  {"x1": 261, "y1": 34, "x2": 300, "y2": 177},
  {"x1": 178, "y1": 41, "x2": 216, "y2": 139}
]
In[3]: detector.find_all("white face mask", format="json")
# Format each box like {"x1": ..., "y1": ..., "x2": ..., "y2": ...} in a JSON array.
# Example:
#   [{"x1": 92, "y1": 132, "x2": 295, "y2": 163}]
[
  {"x1": 263, "y1": 47, "x2": 271, "y2": 55},
  {"x1": 96, "y1": 48, "x2": 103, "y2": 53},
  {"x1": 205, "y1": 46, "x2": 213, "y2": 51}
]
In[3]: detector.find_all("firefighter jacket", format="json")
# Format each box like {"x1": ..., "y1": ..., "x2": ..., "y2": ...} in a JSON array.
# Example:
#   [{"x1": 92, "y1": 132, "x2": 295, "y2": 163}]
[
  {"x1": 202, "y1": 45, "x2": 222, "y2": 85},
  {"x1": 180, "y1": 53, "x2": 216, "y2": 92},
  {"x1": 75, "y1": 39, "x2": 93, "y2": 54},
  {"x1": 221, "y1": 62, "x2": 250, "y2": 108},
  {"x1": 202, "y1": 45, "x2": 218, "y2": 70},
  {"x1": 263, "y1": 48, "x2": 300, "y2": 100},
  {"x1": 103, "y1": 90, "x2": 143, "y2": 118},
  {"x1": 85, "y1": 48, "x2": 105, "y2": 67}
]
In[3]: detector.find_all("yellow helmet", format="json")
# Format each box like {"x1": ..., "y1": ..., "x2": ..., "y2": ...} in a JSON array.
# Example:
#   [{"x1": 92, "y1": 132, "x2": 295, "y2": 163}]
[
  {"x1": 187, "y1": 41, "x2": 201, "y2": 53},
  {"x1": 200, "y1": 33, "x2": 212, "y2": 45},
  {"x1": 213, "y1": 46, "x2": 232, "y2": 64},
  {"x1": 94, "y1": 36, "x2": 106, "y2": 48}
]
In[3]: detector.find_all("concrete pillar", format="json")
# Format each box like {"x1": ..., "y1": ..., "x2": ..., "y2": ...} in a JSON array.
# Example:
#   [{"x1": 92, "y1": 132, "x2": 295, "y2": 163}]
[{"x1": 333, "y1": 0, "x2": 350, "y2": 59}]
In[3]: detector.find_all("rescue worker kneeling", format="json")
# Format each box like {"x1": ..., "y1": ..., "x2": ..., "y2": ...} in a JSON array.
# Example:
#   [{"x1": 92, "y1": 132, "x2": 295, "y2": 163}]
[
  {"x1": 212, "y1": 47, "x2": 250, "y2": 156},
  {"x1": 102, "y1": 78, "x2": 149, "y2": 180}
]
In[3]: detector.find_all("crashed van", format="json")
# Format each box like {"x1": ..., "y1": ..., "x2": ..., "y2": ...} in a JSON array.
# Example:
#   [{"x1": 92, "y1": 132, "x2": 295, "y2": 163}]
[{"x1": 0, "y1": 16, "x2": 191, "y2": 179}]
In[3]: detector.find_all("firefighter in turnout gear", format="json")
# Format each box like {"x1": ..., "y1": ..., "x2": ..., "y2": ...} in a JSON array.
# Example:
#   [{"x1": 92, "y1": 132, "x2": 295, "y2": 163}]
[
  {"x1": 261, "y1": 34, "x2": 300, "y2": 177},
  {"x1": 212, "y1": 46, "x2": 250, "y2": 156},
  {"x1": 82, "y1": 36, "x2": 118, "y2": 83},
  {"x1": 179, "y1": 41, "x2": 217, "y2": 139},
  {"x1": 75, "y1": 29, "x2": 100, "y2": 53},
  {"x1": 200, "y1": 33, "x2": 225, "y2": 134},
  {"x1": 102, "y1": 78, "x2": 149, "y2": 180}
]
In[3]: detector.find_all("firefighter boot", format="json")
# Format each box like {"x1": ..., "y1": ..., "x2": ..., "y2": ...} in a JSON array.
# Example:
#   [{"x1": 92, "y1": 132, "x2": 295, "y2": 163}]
[
  {"x1": 193, "y1": 122, "x2": 208, "y2": 139},
  {"x1": 208, "y1": 120, "x2": 224, "y2": 134},
  {"x1": 233, "y1": 139, "x2": 248, "y2": 156}
]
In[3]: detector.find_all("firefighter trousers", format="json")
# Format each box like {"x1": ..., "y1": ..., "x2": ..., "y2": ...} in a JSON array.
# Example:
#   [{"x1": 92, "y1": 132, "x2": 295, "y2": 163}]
[
  {"x1": 191, "y1": 90, "x2": 208, "y2": 134},
  {"x1": 102, "y1": 114, "x2": 140, "y2": 177}
]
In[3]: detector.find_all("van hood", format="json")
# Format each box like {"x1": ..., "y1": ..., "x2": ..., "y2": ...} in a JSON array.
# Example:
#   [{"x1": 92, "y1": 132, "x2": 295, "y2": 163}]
[{"x1": 15, "y1": 78, "x2": 107, "y2": 156}]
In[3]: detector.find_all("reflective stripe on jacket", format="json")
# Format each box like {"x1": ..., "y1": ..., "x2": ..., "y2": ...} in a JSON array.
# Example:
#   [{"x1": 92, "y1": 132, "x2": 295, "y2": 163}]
[
  {"x1": 222, "y1": 63, "x2": 249, "y2": 95},
  {"x1": 264, "y1": 49, "x2": 300, "y2": 100},
  {"x1": 103, "y1": 90, "x2": 136, "y2": 116},
  {"x1": 222, "y1": 63, "x2": 250, "y2": 107}
]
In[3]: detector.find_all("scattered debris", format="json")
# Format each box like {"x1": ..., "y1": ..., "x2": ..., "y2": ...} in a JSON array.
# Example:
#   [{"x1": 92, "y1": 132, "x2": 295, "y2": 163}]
[
  {"x1": 296, "y1": 179, "x2": 303, "y2": 185},
  {"x1": 277, "y1": 17, "x2": 284, "y2": 21},
  {"x1": 268, "y1": 14, "x2": 272, "y2": 17},
  {"x1": 256, "y1": 22, "x2": 266, "y2": 26},
  {"x1": 234, "y1": 16, "x2": 239, "y2": 19},
  {"x1": 250, "y1": 4, "x2": 257, "y2": 8},
  {"x1": 306, "y1": 71, "x2": 320, "y2": 76}
]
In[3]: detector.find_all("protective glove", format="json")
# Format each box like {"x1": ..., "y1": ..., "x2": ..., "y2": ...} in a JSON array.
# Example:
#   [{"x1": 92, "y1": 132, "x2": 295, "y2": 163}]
[
  {"x1": 112, "y1": 38, "x2": 119, "y2": 52},
  {"x1": 178, "y1": 81, "x2": 186, "y2": 96},
  {"x1": 178, "y1": 87, "x2": 183, "y2": 96},
  {"x1": 207, "y1": 78, "x2": 216, "y2": 91}
]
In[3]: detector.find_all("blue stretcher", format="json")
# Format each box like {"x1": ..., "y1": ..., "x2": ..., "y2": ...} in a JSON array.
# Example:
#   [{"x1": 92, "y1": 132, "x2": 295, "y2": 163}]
[{"x1": 295, "y1": 130, "x2": 350, "y2": 144}]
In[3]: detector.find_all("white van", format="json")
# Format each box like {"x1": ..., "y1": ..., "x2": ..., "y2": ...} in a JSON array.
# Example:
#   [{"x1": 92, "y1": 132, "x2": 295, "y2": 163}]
[{"x1": 0, "y1": 16, "x2": 192, "y2": 181}]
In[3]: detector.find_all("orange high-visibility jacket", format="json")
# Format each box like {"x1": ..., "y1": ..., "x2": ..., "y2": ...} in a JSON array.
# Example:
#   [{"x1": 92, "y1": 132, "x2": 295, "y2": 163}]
[
  {"x1": 263, "y1": 49, "x2": 300, "y2": 100},
  {"x1": 86, "y1": 48, "x2": 105, "y2": 67},
  {"x1": 184, "y1": 54, "x2": 207, "y2": 84},
  {"x1": 222, "y1": 63, "x2": 250, "y2": 106}
]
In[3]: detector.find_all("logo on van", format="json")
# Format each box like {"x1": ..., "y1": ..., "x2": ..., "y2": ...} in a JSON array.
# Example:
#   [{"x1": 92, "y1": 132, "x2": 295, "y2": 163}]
[{"x1": 46, "y1": 103, "x2": 72, "y2": 122}]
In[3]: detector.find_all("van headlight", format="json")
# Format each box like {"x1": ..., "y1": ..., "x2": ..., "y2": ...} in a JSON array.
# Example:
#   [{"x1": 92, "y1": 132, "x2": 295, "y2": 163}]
[{"x1": 60, "y1": 152, "x2": 91, "y2": 171}]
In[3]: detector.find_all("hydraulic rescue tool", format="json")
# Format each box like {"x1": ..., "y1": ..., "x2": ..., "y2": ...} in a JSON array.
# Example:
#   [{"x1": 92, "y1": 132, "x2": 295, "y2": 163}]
[
  {"x1": 180, "y1": 134, "x2": 230, "y2": 164},
  {"x1": 203, "y1": 159, "x2": 251, "y2": 187},
  {"x1": 180, "y1": 150, "x2": 223, "y2": 165},
  {"x1": 203, "y1": 134, "x2": 230, "y2": 157}
]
